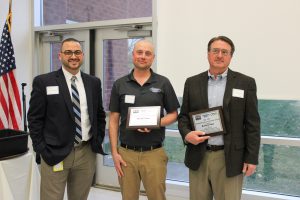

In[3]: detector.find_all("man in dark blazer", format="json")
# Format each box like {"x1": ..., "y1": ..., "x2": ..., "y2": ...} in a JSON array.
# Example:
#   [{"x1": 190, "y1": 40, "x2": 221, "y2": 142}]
[
  {"x1": 28, "y1": 38, "x2": 106, "y2": 200},
  {"x1": 178, "y1": 36, "x2": 260, "y2": 200}
]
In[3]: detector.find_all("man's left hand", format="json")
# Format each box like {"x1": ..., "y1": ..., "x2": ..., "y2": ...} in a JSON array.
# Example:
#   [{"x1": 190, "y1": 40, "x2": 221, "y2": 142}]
[{"x1": 243, "y1": 163, "x2": 257, "y2": 176}]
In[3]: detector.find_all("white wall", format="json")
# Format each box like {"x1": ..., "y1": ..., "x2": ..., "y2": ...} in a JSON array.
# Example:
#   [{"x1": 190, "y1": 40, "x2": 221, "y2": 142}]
[
  {"x1": 156, "y1": 0, "x2": 300, "y2": 100},
  {"x1": 2, "y1": 0, "x2": 300, "y2": 104},
  {"x1": 0, "y1": 0, "x2": 32, "y2": 106}
]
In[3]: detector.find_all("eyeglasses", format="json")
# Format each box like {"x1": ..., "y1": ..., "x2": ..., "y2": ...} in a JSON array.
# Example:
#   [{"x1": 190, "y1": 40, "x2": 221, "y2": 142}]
[
  {"x1": 210, "y1": 48, "x2": 231, "y2": 56},
  {"x1": 61, "y1": 50, "x2": 83, "y2": 56}
]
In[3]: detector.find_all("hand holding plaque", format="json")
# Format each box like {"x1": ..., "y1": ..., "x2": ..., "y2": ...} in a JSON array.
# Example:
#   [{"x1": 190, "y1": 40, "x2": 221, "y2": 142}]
[
  {"x1": 189, "y1": 106, "x2": 226, "y2": 136},
  {"x1": 126, "y1": 106, "x2": 161, "y2": 130}
]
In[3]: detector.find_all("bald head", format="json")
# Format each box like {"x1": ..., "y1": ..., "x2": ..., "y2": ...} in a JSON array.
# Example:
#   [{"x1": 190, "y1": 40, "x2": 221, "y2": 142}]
[
  {"x1": 133, "y1": 39, "x2": 155, "y2": 56},
  {"x1": 132, "y1": 39, "x2": 155, "y2": 71}
]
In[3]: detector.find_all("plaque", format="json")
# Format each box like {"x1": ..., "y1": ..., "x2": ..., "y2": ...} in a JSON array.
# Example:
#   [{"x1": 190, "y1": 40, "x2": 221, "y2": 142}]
[
  {"x1": 189, "y1": 106, "x2": 226, "y2": 136},
  {"x1": 126, "y1": 106, "x2": 161, "y2": 130}
]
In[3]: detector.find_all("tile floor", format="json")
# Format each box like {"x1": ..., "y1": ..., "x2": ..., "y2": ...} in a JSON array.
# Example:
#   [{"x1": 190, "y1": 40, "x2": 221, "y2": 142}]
[{"x1": 87, "y1": 187, "x2": 148, "y2": 200}]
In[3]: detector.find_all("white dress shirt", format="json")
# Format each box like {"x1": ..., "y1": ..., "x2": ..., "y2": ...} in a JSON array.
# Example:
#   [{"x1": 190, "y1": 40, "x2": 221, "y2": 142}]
[{"x1": 62, "y1": 67, "x2": 92, "y2": 141}]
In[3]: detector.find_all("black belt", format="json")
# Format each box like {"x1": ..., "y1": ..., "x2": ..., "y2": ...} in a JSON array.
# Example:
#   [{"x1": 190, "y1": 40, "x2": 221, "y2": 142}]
[
  {"x1": 206, "y1": 145, "x2": 224, "y2": 151},
  {"x1": 120, "y1": 143, "x2": 162, "y2": 152},
  {"x1": 74, "y1": 140, "x2": 90, "y2": 148}
]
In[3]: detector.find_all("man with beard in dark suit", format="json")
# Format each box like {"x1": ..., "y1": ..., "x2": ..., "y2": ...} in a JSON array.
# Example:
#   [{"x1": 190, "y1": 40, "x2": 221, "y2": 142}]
[{"x1": 28, "y1": 38, "x2": 106, "y2": 200}]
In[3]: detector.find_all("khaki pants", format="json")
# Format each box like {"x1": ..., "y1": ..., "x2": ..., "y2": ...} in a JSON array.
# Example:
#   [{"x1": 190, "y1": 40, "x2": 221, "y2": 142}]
[
  {"x1": 189, "y1": 150, "x2": 243, "y2": 200},
  {"x1": 40, "y1": 142, "x2": 96, "y2": 200},
  {"x1": 118, "y1": 147, "x2": 168, "y2": 200}
]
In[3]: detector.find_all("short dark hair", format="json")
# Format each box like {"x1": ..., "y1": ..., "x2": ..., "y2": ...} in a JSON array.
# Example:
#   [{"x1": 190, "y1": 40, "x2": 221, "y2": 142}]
[
  {"x1": 207, "y1": 36, "x2": 235, "y2": 56},
  {"x1": 60, "y1": 38, "x2": 81, "y2": 51}
]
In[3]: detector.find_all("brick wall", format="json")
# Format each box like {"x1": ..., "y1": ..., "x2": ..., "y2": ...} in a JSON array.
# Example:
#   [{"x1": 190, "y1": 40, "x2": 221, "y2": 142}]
[
  {"x1": 103, "y1": 39, "x2": 131, "y2": 111},
  {"x1": 44, "y1": 0, "x2": 152, "y2": 25},
  {"x1": 44, "y1": 0, "x2": 67, "y2": 25}
]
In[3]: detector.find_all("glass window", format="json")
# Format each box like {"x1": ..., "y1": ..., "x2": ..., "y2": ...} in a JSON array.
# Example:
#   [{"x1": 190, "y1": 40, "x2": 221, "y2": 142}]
[
  {"x1": 164, "y1": 135, "x2": 188, "y2": 182},
  {"x1": 259, "y1": 100, "x2": 300, "y2": 138},
  {"x1": 41, "y1": 0, "x2": 152, "y2": 26},
  {"x1": 168, "y1": 99, "x2": 300, "y2": 137},
  {"x1": 102, "y1": 38, "x2": 141, "y2": 166},
  {"x1": 102, "y1": 38, "x2": 139, "y2": 111},
  {"x1": 50, "y1": 43, "x2": 61, "y2": 71},
  {"x1": 244, "y1": 144, "x2": 300, "y2": 197},
  {"x1": 166, "y1": 99, "x2": 300, "y2": 198},
  {"x1": 166, "y1": 142, "x2": 300, "y2": 197}
]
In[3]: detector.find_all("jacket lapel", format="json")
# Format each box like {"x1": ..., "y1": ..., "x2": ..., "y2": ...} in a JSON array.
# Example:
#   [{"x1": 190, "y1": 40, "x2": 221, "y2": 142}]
[
  {"x1": 223, "y1": 68, "x2": 235, "y2": 108},
  {"x1": 222, "y1": 69, "x2": 236, "y2": 135},
  {"x1": 81, "y1": 72, "x2": 94, "y2": 124},
  {"x1": 56, "y1": 69, "x2": 74, "y2": 118}
]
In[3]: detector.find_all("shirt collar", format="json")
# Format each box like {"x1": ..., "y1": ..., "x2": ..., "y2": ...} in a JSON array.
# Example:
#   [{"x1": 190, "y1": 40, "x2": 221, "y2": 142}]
[
  {"x1": 127, "y1": 68, "x2": 157, "y2": 84},
  {"x1": 62, "y1": 66, "x2": 81, "y2": 81},
  {"x1": 208, "y1": 69, "x2": 228, "y2": 80}
]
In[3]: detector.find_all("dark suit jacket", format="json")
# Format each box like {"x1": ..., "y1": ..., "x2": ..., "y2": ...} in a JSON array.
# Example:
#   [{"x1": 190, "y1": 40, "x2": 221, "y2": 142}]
[
  {"x1": 178, "y1": 68, "x2": 260, "y2": 177},
  {"x1": 28, "y1": 69, "x2": 106, "y2": 166}
]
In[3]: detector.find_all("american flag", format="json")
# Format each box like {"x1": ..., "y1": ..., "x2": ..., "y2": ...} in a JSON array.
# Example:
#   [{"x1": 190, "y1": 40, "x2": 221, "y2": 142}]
[{"x1": 0, "y1": 10, "x2": 22, "y2": 130}]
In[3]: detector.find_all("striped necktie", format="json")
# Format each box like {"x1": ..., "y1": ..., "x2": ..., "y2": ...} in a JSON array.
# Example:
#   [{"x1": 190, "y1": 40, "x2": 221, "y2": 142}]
[{"x1": 71, "y1": 76, "x2": 82, "y2": 145}]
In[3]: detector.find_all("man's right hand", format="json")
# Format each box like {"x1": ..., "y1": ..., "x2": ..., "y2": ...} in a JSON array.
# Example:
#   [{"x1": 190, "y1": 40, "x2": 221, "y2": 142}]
[
  {"x1": 185, "y1": 131, "x2": 210, "y2": 145},
  {"x1": 112, "y1": 152, "x2": 127, "y2": 177}
]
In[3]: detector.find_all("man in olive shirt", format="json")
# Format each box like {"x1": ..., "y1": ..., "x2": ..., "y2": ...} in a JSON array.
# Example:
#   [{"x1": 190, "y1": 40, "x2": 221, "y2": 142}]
[{"x1": 109, "y1": 39, "x2": 179, "y2": 200}]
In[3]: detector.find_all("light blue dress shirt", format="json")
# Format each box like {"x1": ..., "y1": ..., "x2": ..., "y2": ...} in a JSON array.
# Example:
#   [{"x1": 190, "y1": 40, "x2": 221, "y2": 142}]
[{"x1": 207, "y1": 69, "x2": 228, "y2": 145}]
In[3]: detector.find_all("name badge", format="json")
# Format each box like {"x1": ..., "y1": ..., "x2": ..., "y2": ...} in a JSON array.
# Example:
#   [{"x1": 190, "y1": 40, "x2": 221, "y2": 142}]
[
  {"x1": 125, "y1": 95, "x2": 135, "y2": 104},
  {"x1": 232, "y1": 88, "x2": 244, "y2": 98},
  {"x1": 47, "y1": 86, "x2": 59, "y2": 95},
  {"x1": 53, "y1": 161, "x2": 63, "y2": 172}
]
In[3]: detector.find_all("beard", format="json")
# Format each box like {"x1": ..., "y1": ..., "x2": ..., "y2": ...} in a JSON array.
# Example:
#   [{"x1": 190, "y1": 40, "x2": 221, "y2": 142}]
[{"x1": 61, "y1": 58, "x2": 83, "y2": 71}]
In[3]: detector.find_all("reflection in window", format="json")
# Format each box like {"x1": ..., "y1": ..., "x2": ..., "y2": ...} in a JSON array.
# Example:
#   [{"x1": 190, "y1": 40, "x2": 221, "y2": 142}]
[
  {"x1": 165, "y1": 99, "x2": 300, "y2": 197},
  {"x1": 50, "y1": 43, "x2": 61, "y2": 71},
  {"x1": 42, "y1": 0, "x2": 152, "y2": 26},
  {"x1": 244, "y1": 144, "x2": 300, "y2": 197},
  {"x1": 259, "y1": 100, "x2": 300, "y2": 138},
  {"x1": 164, "y1": 136, "x2": 187, "y2": 182},
  {"x1": 165, "y1": 139, "x2": 300, "y2": 197},
  {"x1": 102, "y1": 39, "x2": 139, "y2": 111}
]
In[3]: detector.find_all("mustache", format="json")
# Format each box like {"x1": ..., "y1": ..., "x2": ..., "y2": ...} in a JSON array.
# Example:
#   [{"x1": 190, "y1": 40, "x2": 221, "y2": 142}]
[
  {"x1": 215, "y1": 59, "x2": 223, "y2": 62},
  {"x1": 68, "y1": 58, "x2": 80, "y2": 62}
]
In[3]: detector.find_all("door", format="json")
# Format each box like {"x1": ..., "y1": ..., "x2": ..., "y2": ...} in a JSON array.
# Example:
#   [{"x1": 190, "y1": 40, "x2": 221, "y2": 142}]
[
  {"x1": 94, "y1": 25, "x2": 152, "y2": 188},
  {"x1": 35, "y1": 30, "x2": 90, "y2": 74}
]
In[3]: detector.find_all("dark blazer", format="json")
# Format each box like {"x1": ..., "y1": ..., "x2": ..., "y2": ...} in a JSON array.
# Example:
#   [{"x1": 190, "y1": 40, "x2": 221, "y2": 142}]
[
  {"x1": 28, "y1": 69, "x2": 106, "y2": 166},
  {"x1": 178, "y1": 68, "x2": 260, "y2": 177}
]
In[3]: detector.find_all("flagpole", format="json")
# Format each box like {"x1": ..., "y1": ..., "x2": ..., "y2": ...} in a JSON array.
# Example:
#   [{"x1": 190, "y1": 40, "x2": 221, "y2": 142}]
[
  {"x1": 9, "y1": 0, "x2": 12, "y2": 13},
  {"x1": 7, "y1": 0, "x2": 12, "y2": 33}
]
